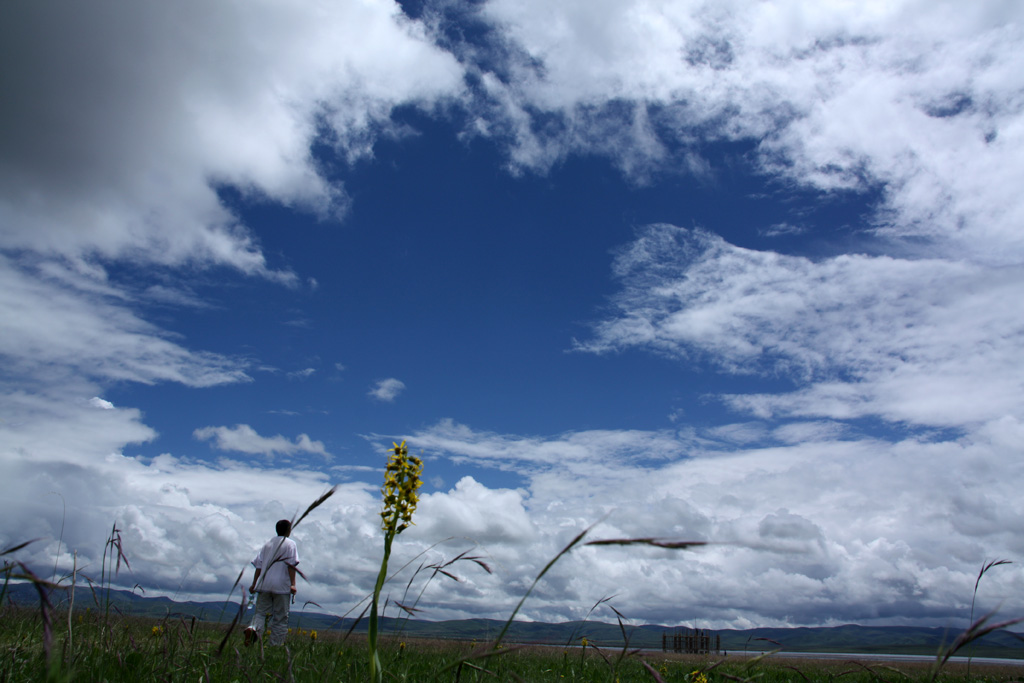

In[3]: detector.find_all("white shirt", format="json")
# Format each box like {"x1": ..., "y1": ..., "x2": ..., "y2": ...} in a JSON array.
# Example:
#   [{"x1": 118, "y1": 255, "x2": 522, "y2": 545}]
[{"x1": 252, "y1": 535, "x2": 299, "y2": 594}]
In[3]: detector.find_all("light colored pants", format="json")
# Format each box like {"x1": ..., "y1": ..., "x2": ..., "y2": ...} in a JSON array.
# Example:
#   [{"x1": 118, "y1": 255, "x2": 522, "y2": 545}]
[{"x1": 251, "y1": 592, "x2": 290, "y2": 645}]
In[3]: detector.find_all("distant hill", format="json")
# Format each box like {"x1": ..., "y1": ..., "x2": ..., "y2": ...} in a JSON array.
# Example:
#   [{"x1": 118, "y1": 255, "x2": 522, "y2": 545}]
[{"x1": 5, "y1": 583, "x2": 1022, "y2": 658}]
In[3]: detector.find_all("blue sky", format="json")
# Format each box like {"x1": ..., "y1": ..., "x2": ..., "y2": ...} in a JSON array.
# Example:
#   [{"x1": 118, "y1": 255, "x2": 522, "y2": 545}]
[{"x1": 3, "y1": 0, "x2": 1024, "y2": 629}]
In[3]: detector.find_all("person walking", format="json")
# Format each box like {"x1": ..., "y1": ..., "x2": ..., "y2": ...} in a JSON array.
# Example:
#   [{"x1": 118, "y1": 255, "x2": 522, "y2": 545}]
[{"x1": 244, "y1": 519, "x2": 299, "y2": 646}]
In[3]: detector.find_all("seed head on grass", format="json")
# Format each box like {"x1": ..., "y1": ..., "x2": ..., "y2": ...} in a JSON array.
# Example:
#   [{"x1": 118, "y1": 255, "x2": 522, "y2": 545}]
[
  {"x1": 930, "y1": 610, "x2": 1024, "y2": 681},
  {"x1": 291, "y1": 485, "x2": 337, "y2": 531}
]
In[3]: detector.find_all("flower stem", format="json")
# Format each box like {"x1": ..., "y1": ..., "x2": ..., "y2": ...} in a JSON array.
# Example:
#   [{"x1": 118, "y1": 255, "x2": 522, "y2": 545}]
[{"x1": 368, "y1": 523, "x2": 396, "y2": 683}]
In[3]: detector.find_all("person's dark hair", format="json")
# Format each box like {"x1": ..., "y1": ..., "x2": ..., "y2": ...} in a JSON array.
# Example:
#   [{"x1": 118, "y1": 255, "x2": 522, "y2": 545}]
[{"x1": 276, "y1": 519, "x2": 291, "y2": 537}]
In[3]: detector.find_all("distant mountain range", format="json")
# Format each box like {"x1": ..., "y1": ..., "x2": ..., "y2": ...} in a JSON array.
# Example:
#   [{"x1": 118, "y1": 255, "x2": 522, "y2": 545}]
[{"x1": 6, "y1": 583, "x2": 1022, "y2": 659}]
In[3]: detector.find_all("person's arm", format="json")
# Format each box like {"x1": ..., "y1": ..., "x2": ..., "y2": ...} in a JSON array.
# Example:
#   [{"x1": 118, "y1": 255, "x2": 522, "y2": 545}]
[
  {"x1": 288, "y1": 565, "x2": 297, "y2": 595},
  {"x1": 249, "y1": 567, "x2": 262, "y2": 594}
]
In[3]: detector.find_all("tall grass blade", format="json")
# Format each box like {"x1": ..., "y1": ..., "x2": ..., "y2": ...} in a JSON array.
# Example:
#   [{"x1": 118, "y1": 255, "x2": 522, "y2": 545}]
[
  {"x1": 1, "y1": 538, "x2": 43, "y2": 607},
  {"x1": 215, "y1": 567, "x2": 247, "y2": 656},
  {"x1": 966, "y1": 558, "x2": 1012, "y2": 678},
  {"x1": 491, "y1": 525, "x2": 594, "y2": 649},
  {"x1": 585, "y1": 538, "x2": 708, "y2": 550},
  {"x1": 566, "y1": 595, "x2": 616, "y2": 647},
  {"x1": 639, "y1": 658, "x2": 666, "y2": 682},
  {"x1": 291, "y1": 485, "x2": 337, "y2": 531},
  {"x1": 2, "y1": 539, "x2": 42, "y2": 556},
  {"x1": 67, "y1": 550, "x2": 77, "y2": 654}
]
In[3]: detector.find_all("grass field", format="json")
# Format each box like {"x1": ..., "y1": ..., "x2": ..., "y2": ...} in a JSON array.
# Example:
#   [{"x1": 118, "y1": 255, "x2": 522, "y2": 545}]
[{"x1": 2, "y1": 604, "x2": 1023, "y2": 682}]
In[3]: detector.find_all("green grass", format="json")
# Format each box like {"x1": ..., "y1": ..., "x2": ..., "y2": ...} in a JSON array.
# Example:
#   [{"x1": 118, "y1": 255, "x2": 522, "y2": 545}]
[{"x1": 2, "y1": 605, "x2": 1023, "y2": 682}]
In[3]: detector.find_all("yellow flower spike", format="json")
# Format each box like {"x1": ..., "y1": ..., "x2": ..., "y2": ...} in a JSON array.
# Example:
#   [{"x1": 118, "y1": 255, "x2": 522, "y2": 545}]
[
  {"x1": 378, "y1": 440, "x2": 424, "y2": 533},
  {"x1": 370, "y1": 439, "x2": 425, "y2": 683}
]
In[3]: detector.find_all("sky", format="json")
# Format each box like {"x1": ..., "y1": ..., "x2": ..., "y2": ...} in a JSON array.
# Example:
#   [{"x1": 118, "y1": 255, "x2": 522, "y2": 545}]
[{"x1": 2, "y1": 0, "x2": 1024, "y2": 630}]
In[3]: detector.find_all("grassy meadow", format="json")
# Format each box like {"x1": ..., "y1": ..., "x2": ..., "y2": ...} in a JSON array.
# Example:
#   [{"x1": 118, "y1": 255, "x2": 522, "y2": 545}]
[{"x1": 2, "y1": 602, "x2": 1024, "y2": 682}]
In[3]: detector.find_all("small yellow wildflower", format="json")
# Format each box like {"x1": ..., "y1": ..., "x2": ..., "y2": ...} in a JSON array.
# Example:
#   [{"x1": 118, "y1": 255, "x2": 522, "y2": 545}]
[
  {"x1": 151, "y1": 626, "x2": 162, "y2": 637},
  {"x1": 399, "y1": 641, "x2": 406, "y2": 652},
  {"x1": 310, "y1": 630, "x2": 317, "y2": 641},
  {"x1": 690, "y1": 670, "x2": 708, "y2": 683},
  {"x1": 581, "y1": 637, "x2": 588, "y2": 648}
]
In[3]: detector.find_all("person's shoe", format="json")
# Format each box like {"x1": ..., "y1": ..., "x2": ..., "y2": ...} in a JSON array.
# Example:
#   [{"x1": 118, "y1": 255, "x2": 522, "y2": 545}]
[{"x1": 243, "y1": 627, "x2": 258, "y2": 646}]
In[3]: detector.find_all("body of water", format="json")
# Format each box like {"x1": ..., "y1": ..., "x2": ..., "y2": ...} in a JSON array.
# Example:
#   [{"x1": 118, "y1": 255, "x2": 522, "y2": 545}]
[{"x1": 757, "y1": 651, "x2": 1024, "y2": 666}]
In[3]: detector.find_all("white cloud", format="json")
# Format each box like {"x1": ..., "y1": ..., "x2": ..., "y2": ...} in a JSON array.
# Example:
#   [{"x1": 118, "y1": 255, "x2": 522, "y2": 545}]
[
  {"x1": 0, "y1": 3, "x2": 464, "y2": 612},
  {"x1": 761, "y1": 223, "x2": 806, "y2": 238},
  {"x1": 578, "y1": 224, "x2": 1024, "y2": 428},
  {"x1": 194, "y1": 424, "x2": 328, "y2": 458},
  {"x1": 4, "y1": 386, "x2": 1022, "y2": 627},
  {"x1": 410, "y1": 418, "x2": 686, "y2": 479},
  {"x1": 417, "y1": 476, "x2": 536, "y2": 544},
  {"x1": 0, "y1": 255, "x2": 251, "y2": 388},
  {"x1": 392, "y1": 419, "x2": 1024, "y2": 626},
  {"x1": 368, "y1": 378, "x2": 406, "y2": 402},
  {"x1": 0, "y1": 0, "x2": 464, "y2": 275},
  {"x1": 0, "y1": 393, "x2": 373, "y2": 603},
  {"x1": 464, "y1": 0, "x2": 1024, "y2": 263},
  {"x1": 142, "y1": 284, "x2": 213, "y2": 310}
]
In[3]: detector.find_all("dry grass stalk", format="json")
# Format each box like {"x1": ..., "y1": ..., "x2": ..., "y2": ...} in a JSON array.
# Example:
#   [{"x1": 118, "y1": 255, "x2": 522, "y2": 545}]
[
  {"x1": 291, "y1": 485, "x2": 338, "y2": 531},
  {"x1": 585, "y1": 538, "x2": 708, "y2": 550},
  {"x1": 967, "y1": 558, "x2": 1013, "y2": 678},
  {"x1": 930, "y1": 610, "x2": 1024, "y2": 680},
  {"x1": 10, "y1": 562, "x2": 58, "y2": 666}
]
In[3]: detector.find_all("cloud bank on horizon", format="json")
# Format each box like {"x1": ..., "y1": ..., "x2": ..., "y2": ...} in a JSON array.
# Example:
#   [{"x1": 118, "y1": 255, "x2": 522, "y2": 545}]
[{"x1": 2, "y1": 0, "x2": 1023, "y2": 629}]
